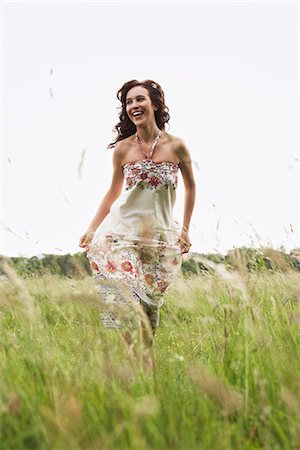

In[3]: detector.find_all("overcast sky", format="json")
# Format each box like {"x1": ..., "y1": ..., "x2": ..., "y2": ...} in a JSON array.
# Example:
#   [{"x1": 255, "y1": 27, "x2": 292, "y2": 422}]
[{"x1": 1, "y1": 1, "x2": 299, "y2": 258}]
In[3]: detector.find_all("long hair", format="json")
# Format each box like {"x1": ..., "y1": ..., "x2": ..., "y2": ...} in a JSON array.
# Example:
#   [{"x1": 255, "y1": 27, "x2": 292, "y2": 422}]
[{"x1": 107, "y1": 79, "x2": 170, "y2": 149}]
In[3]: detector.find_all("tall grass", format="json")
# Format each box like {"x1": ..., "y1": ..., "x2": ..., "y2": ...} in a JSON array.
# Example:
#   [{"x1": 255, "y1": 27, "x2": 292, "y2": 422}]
[{"x1": 0, "y1": 258, "x2": 299, "y2": 450}]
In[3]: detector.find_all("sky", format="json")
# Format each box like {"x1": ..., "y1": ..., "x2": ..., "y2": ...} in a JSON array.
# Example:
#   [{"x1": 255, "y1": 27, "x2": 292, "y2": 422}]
[{"x1": 1, "y1": 1, "x2": 299, "y2": 258}]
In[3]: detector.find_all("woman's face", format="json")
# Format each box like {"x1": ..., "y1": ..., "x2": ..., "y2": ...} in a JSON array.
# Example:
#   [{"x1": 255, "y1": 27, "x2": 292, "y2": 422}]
[{"x1": 125, "y1": 86, "x2": 157, "y2": 125}]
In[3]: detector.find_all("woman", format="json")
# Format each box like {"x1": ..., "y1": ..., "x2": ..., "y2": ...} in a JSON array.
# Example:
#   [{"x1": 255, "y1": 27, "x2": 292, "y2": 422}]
[{"x1": 79, "y1": 79, "x2": 196, "y2": 343}]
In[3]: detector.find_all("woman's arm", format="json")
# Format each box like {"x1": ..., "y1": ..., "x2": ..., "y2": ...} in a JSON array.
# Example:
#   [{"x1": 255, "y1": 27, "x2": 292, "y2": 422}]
[
  {"x1": 175, "y1": 138, "x2": 196, "y2": 253},
  {"x1": 86, "y1": 142, "x2": 125, "y2": 232},
  {"x1": 79, "y1": 142, "x2": 125, "y2": 248},
  {"x1": 83, "y1": 141, "x2": 124, "y2": 231}
]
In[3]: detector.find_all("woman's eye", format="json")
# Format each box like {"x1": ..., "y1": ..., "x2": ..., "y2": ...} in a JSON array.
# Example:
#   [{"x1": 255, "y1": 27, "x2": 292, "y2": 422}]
[{"x1": 126, "y1": 97, "x2": 144, "y2": 105}]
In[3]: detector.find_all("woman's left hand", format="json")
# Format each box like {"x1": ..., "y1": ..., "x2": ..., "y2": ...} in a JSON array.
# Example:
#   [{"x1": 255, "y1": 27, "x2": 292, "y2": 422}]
[{"x1": 177, "y1": 229, "x2": 192, "y2": 254}]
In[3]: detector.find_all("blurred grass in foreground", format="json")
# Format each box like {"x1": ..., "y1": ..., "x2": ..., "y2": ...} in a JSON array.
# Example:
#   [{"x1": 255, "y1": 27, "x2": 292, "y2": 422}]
[{"x1": 0, "y1": 257, "x2": 299, "y2": 450}]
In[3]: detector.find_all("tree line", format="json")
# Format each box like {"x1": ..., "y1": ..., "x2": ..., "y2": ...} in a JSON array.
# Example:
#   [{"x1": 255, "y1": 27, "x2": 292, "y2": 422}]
[{"x1": 0, "y1": 246, "x2": 299, "y2": 280}]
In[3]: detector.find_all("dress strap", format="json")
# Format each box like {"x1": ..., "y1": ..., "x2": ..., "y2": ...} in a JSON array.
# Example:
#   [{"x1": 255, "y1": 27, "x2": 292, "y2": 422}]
[
  {"x1": 149, "y1": 130, "x2": 161, "y2": 159},
  {"x1": 136, "y1": 129, "x2": 161, "y2": 160}
]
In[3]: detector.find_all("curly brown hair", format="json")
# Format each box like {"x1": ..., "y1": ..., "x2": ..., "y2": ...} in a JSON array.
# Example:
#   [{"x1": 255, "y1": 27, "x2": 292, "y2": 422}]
[{"x1": 107, "y1": 79, "x2": 170, "y2": 149}]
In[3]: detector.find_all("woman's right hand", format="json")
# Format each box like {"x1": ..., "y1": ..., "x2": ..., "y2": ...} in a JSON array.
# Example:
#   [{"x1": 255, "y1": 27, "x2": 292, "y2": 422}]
[{"x1": 79, "y1": 229, "x2": 95, "y2": 249}]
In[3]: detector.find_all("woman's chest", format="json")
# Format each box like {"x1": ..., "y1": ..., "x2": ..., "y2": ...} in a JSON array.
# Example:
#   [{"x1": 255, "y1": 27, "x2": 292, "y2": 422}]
[
  {"x1": 122, "y1": 135, "x2": 180, "y2": 167},
  {"x1": 123, "y1": 160, "x2": 179, "y2": 191}
]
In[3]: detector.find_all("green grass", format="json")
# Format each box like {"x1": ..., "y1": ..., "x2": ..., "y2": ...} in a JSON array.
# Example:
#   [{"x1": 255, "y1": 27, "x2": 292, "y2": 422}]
[{"x1": 0, "y1": 261, "x2": 299, "y2": 450}]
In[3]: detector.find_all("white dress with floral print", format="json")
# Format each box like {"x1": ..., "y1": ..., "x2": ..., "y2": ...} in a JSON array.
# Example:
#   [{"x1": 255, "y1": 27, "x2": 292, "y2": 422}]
[{"x1": 86, "y1": 158, "x2": 183, "y2": 327}]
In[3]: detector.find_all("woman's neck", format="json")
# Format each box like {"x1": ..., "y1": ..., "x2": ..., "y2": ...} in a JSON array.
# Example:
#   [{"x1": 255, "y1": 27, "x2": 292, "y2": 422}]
[{"x1": 135, "y1": 124, "x2": 161, "y2": 144}]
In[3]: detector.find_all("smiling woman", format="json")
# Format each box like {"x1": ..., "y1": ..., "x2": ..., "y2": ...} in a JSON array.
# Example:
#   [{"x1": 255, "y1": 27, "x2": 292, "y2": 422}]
[
  {"x1": 108, "y1": 80, "x2": 171, "y2": 150},
  {"x1": 79, "y1": 79, "x2": 196, "y2": 348}
]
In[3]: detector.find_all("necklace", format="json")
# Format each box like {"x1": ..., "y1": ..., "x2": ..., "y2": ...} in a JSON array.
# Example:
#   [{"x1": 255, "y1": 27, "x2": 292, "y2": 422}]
[{"x1": 135, "y1": 129, "x2": 161, "y2": 160}]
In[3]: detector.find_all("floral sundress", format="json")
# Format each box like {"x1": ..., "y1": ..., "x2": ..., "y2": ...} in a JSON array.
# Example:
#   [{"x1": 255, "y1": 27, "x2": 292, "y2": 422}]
[{"x1": 86, "y1": 158, "x2": 183, "y2": 329}]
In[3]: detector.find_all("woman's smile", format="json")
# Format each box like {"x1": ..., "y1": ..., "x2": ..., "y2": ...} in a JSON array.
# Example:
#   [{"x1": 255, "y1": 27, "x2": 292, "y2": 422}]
[{"x1": 133, "y1": 111, "x2": 145, "y2": 120}]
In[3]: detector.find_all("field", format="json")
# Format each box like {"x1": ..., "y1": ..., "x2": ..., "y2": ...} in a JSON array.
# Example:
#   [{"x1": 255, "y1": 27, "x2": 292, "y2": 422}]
[{"x1": 0, "y1": 257, "x2": 299, "y2": 450}]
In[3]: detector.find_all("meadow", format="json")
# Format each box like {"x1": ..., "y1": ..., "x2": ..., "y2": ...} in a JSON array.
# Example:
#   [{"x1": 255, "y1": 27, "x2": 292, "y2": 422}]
[{"x1": 0, "y1": 254, "x2": 299, "y2": 450}]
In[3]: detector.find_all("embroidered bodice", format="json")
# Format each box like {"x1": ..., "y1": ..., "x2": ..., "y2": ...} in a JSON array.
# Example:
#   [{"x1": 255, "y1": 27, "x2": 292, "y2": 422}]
[{"x1": 123, "y1": 159, "x2": 179, "y2": 190}]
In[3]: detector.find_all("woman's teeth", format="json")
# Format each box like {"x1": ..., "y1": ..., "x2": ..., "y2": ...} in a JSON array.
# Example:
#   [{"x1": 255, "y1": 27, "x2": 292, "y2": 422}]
[{"x1": 133, "y1": 111, "x2": 144, "y2": 119}]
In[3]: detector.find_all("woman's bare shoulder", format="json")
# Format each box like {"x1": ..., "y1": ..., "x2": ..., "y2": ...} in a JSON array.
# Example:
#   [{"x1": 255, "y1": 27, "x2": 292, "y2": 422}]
[
  {"x1": 169, "y1": 136, "x2": 192, "y2": 168},
  {"x1": 164, "y1": 132, "x2": 185, "y2": 148},
  {"x1": 164, "y1": 133, "x2": 189, "y2": 156},
  {"x1": 115, "y1": 135, "x2": 135, "y2": 150},
  {"x1": 163, "y1": 131, "x2": 180, "y2": 143},
  {"x1": 113, "y1": 139, "x2": 128, "y2": 165},
  {"x1": 113, "y1": 139, "x2": 130, "y2": 159}
]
